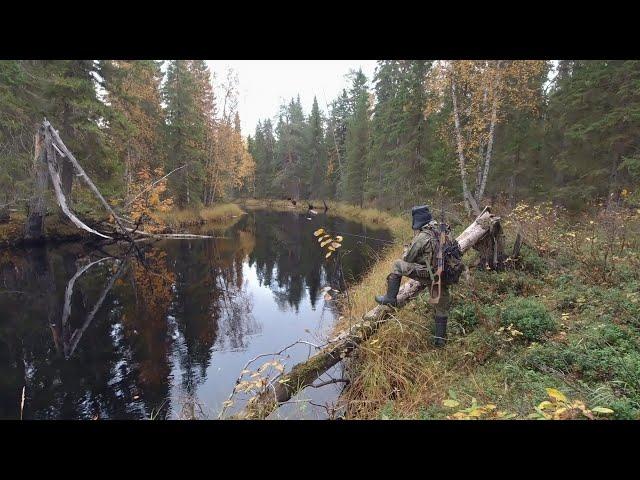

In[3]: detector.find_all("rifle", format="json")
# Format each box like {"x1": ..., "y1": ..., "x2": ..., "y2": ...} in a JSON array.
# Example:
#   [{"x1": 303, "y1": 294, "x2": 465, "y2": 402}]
[{"x1": 429, "y1": 206, "x2": 446, "y2": 305}]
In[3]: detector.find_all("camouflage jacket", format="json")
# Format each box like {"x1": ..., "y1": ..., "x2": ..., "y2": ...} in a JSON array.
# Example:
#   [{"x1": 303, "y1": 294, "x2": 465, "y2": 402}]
[{"x1": 402, "y1": 220, "x2": 438, "y2": 266}]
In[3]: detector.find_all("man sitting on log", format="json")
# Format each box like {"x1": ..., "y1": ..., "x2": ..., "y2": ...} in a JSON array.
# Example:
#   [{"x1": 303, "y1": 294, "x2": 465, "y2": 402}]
[{"x1": 375, "y1": 205, "x2": 451, "y2": 347}]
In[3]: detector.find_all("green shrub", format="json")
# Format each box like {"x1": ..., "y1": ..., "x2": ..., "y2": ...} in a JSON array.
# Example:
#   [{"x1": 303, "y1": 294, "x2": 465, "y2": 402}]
[
  {"x1": 518, "y1": 245, "x2": 548, "y2": 275},
  {"x1": 607, "y1": 397, "x2": 640, "y2": 420},
  {"x1": 500, "y1": 297, "x2": 556, "y2": 341},
  {"x1": 525, "y1": 323, "x2": 640, "y2": 404},
  {"x1": 450, "y1": 303, "x2": 478, "y2": 333}
]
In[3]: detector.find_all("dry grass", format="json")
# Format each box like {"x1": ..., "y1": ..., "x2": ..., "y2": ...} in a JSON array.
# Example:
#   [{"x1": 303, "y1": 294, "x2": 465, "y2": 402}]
[
  {"x1": 159, "y1": 203, "x2": 244, "y2": 229},
  {"x1": 333, "y1": 238, "x2": 483, "y2": 419}
]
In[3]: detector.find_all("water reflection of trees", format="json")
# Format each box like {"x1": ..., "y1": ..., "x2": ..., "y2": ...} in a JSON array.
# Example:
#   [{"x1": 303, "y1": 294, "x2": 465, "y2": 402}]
[
  {"x1": 0, "y1": 232, "x2": 261, "y2": 419},
  {"x1": 0, "y1": 211, "x2": 390, "y2": 420},
  {"x1": 163, "y1": 230, "x2": 260, "y2": 408},
  {"x1": 245, "y1": 210, "x2": 391, "y2": 313},
  {"x1": 0, "y1": 247, "x2": 144, "y2": 419}
]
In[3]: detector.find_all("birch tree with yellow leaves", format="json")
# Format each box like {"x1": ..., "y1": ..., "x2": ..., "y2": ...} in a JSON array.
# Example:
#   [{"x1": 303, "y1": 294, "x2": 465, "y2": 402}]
[{"x1": 208, "y1": 70, "x2": 255, "y2": 201}]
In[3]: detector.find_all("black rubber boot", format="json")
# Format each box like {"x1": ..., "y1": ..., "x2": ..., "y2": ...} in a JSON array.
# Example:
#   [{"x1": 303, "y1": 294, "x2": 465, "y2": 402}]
[
  {"x1": 375, "y1": 273, "x2": 401, "y2": 307},
  {"x1": 434, "y1": 315, "x2": 448, "y2": 347}
]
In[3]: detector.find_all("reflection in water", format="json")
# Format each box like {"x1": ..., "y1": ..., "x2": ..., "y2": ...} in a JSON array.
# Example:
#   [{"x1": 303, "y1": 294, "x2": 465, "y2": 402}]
[{"x1": 0, "y1": 210, "x2": 391, "y2": 419}]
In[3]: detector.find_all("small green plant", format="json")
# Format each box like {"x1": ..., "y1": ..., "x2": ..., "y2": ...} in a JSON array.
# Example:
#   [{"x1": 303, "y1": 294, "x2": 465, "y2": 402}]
[
  {"x1": 518, "y1": 244, "x2": 548, "y2": 275},
  {"x1": 500, "y1": 297, "x2": 556, "y2": 341},
  {"x1": 450, "y1": 303, "x2": 478, "y2": 333}
]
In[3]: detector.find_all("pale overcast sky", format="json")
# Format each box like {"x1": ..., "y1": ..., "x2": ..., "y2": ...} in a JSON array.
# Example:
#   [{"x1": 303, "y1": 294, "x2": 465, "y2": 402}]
[{"x1": 206, "y1": 60, "x2": 378, "y2": 135}]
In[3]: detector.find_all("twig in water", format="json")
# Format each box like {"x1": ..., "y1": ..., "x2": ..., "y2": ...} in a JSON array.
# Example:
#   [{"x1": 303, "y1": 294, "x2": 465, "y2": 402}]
[
  {"x1": 310, "y1": 378, "x2": 350, "y2": 389},
  {"x1": 20, "y1": 386, "x2": 25, "y2": 420}
]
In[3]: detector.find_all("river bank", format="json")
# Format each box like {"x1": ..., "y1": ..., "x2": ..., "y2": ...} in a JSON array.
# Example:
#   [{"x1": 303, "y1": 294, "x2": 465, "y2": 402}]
[
  {"x1": 236, "y1": 199, "x2": 640, "y2": 420},
  {"x1": 328, "y1": 201, "x2": 640, "y2": 420},
  {"x1": 0, "y1": 203, "x2": 245, "y2": 249}
]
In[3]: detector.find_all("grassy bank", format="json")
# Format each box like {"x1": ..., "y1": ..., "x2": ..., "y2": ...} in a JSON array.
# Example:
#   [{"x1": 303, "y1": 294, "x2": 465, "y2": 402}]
[
  {"x1": 329, "y1": 201, "x2": 640, "y2": 420},
  {"x1": 159, "y1": 203, "x2": 245, "y2": 229},
  {"x1": 0, "y1": 203, "x2": 245, "y2": 248}
]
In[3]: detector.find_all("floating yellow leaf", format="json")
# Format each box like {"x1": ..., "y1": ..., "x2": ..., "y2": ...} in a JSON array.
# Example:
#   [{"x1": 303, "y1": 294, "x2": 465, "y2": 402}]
[
  {"x1": 335, "y1": 236, "x2": 343, "y2": 242},
  {"x1": 325, "y1": 252, "x2": 332, "y2": 259},
  {"x1": 328, "y1": 246, "x2": 335, "y2": 251},
  {"x1": 546, "y1": 388, "x2": 567, "y2": 403},
  {"x1": 313, "y1": 228, "x2": 325, "y2": 237},
  {"x1": 331, "y1": 242, "x2": 342, "y2": 249},
  {"x1": 321, "y1": 239, "x2": 332, "y2": 247}
]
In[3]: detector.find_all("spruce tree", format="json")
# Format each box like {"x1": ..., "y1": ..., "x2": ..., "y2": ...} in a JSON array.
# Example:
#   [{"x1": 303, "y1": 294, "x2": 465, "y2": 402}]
[
  {"x1": 306, "y1": 97, "x2": 328, "y2": 199},
  {"x1": 342, "y1": 70, "x2": 370, "y2": 207},
  {"x1": 102, "y1": 60, "x2": 165, "y2": 199}
]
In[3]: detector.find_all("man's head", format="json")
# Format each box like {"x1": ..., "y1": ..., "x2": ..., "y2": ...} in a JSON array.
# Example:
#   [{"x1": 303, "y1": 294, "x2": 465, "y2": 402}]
[{"x1": 411, "y1": 205, "x2": 432, "y2": 230}]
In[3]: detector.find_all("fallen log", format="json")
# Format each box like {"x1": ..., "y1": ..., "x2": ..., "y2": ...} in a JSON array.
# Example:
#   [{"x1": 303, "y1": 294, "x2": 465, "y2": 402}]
[
  {"x1": 24, "y1": 120, "x2": 214, "y2": 243},
  {"x1": 235, "y1": 206, "x2": 502, "y2": 419},
  {"x1": 46, "y1": 136, "x2": 112, "y2": 239},
  {"x1": 46, "y1": 120, "x2": 130, "y2": 238}
]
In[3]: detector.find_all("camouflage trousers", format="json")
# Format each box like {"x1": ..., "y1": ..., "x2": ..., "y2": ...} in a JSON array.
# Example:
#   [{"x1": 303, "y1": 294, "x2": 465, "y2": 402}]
[{"x1": 391, "y1": 259, "x2": 450, "y2": 317}]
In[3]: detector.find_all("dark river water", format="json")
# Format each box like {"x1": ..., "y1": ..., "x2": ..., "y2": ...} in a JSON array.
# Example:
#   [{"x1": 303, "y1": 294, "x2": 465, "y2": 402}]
[{"x1": 0, "y1": 209, "x2": 392, "y2": 420}]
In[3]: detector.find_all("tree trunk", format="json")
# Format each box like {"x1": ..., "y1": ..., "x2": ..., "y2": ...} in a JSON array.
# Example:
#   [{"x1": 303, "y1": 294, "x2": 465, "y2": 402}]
[
  {"x1": 25, "y1": 126, "x2": 48, "y2": 240},
  {"x1": 60, "y1": 159, "x2": 74, "y2": 198},
  {"x1": 606, "y1": 152, "x2": 620, "y2": 211},
  {"x1": 477, "y1": 83, "x2": 500, "y2": 204},
  {"x1": 509, "y1": 147, "x2": 519, "y2": 208},
  {"x1": 47, "y1": 121, "x2": 128, "y2": 237},
  {"x1": 236, "y1": 207, "x2": 503, "y2": 419},
  {"x1": 451, "y1": 79, "x2": 476, "y2": 215}
]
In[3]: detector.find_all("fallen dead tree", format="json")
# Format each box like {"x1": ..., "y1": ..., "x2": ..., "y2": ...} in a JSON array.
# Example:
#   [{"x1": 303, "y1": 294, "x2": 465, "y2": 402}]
[
  {"x1": 25, "y1": 119, "x2": 212, "y2": 243},
  {"x1": 234, "y1": 206, "x2": 503, "y2": 419}
]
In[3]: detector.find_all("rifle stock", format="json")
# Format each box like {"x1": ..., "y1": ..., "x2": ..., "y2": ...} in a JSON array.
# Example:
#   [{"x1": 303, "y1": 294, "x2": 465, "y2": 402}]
[{"x1": 429, "y1": 208, "x2": 447, "y2": 305}]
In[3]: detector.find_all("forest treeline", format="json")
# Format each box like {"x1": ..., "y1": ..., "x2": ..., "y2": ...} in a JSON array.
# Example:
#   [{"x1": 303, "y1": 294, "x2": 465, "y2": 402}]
[
  {"x1": 0, "y1": 60, "x2": 254, "y2": 215},
  {"x1": 1, "y1": 60, "x2": 639, "y2": 219},
  {"x1": 248, "y1": 60, "x2": 640, "y2": 212}
]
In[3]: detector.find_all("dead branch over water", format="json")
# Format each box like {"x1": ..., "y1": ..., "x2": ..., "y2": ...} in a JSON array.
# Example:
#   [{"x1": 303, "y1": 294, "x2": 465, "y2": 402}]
[{"x1": 25, "y1": 119, "x2": 213, "y2": 244}]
